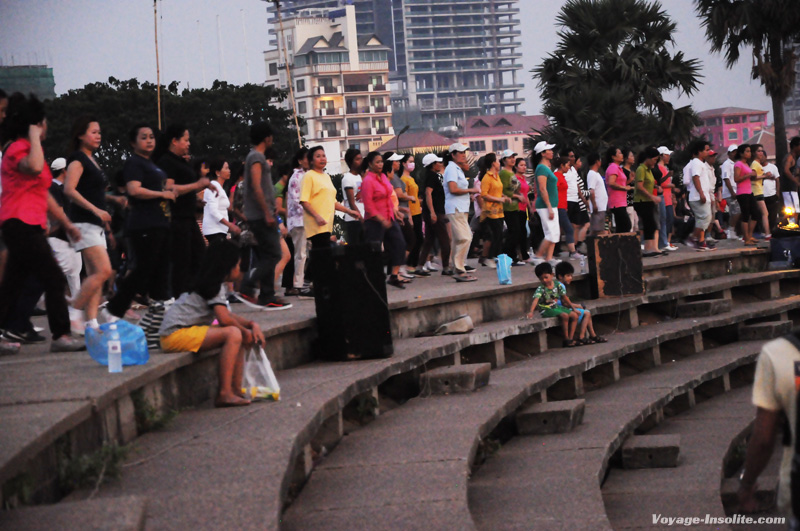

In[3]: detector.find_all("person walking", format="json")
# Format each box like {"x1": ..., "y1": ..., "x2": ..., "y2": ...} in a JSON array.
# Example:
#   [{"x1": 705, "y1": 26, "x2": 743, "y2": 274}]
[
  {"x1": 237, "y1": 122, "x2": 292, "y2": 310},
  {"x1": 531, "y1": 141, "x2": 560, "y2": 265},
  {"x1": 285, "y1": 147, "x2": 310, "y2": 298},
  {"x1": 418, "y1": 153, "x2": 457, "y2": 279},
  {"x1": 499, "y1": 149, "x2": 524, "y2": 264},
  {"x1": 656, "y1": 147, "x2": 678, "y2": 251},
  {"x1": 683, "y1": 139, "x2": 714, "y2": 251},
  {"x1": 479, "y1": 153, "x2": 510, "y2": 266},
  {"x1": 0, "y1": 93, "x2": 83, "y2": 351},
  {"x1": 203, "y1": 158, "x2": 240, "y2": 245},
  {"x1": 605, "y1": 146, "x2": 633, "y2": 233},
  {"x1": 443, "y1": 143, "x2": 479, "y2": 277}
]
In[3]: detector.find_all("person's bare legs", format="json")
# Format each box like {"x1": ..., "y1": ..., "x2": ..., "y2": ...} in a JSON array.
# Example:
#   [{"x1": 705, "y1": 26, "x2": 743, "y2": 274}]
[
  {"x1": 559, "y1": 313, "x2": 570, "y2": 340},
  {"x1": 584, "y1": 311, "x2": 597, "y2": 337},
  {"x1": 578, "y1": 313, "x2": 589, "y2": 339},
  {"x1": 757, "y1": 201, "x2": 771, "y2": 237},
  {"x1": 537, "y1": 240, "x2": 555, "y2": 260},
  {"x1": 275, "y1": 237, "x2": 291, "y2": 286},
  {"x1": 200, "y1": 326, "x2": 250, "y2": 407},
  {"x1": 568, "y1": 312, "x2": 578, "y2": 340},
  {"x1": 73, "y1": 246, "x2": 112, "y2": 321}
]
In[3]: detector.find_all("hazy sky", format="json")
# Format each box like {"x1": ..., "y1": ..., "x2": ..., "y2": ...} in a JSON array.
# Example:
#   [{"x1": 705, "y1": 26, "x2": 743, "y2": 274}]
[{"x1": 0, "y1": 0, "x2": 774, "y2": 119}]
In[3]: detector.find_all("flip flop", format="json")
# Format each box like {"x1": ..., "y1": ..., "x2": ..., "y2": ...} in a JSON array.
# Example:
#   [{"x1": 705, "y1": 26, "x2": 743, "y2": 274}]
[{"x1": 454, "y1": 275, "x2": 478, "y2": 282}]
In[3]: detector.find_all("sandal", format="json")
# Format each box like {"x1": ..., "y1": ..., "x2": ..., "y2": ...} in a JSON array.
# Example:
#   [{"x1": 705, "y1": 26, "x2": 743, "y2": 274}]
[
  {"x1": 563, "y1": 339, "x2": 578, "y2": 348},
  {"x1": 387, "y1": 276, "x2": 406, "y2": 289},
  {"x1": 590, "y1": 336, "x2": 607, "y2": 343},
  {"x1": 454, "y1": 275, "x2": 478, "y2": 282}
]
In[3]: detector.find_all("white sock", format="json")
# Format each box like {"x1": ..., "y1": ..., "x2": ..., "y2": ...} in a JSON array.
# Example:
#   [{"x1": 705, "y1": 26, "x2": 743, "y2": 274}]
[{"x1": 85, "y1": 318, "x2": 99, "y2": 329}]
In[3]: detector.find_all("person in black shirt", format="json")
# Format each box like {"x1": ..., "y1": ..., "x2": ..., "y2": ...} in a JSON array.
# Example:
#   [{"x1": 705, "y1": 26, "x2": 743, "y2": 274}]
[
  {"x1": 64, "y1": 116, "x2": 113, "y2": 331},
  {"x1": 157, "y1": 124, "x2": 209, "y2": 297},
  {"x1": 103, "y1": 124, "x2": 176, "y2": 321},
  {"x1": 419, "y1": 155, "x2": 460, "y2": 279}
]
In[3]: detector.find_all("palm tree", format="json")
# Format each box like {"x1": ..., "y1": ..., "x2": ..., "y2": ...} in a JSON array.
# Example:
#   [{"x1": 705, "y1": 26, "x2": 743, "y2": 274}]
[
  {"x1": 695, "y1": 0, "x2": 800, "y2": 167},
  {"x1": 534, "y1": 0, "x2": 701, "y2": 154}
]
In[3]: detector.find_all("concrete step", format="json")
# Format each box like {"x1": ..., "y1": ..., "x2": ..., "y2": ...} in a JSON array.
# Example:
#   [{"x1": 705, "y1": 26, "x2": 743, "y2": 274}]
[
  {"x1": 621, "y1": 434, "x2": 680, "y2": 469},
  {"x1": 515, "y1": 399, "x2": 585, "y2": 435},
  {"x1": 420, "y1": 363, "x2": 491, "y2": 394},
  {"x1": 739, "y1": 320, "x2": 793, "y2": 341},
  {"x1": 644, "y1": 275, "x2": 669, "y2": 293},
  {"x1": 0, "y1": 496, "x2": 146, "y2": 531},
  {"x1": 678, "y1": 299, "x2": 732, "y2": 317}
]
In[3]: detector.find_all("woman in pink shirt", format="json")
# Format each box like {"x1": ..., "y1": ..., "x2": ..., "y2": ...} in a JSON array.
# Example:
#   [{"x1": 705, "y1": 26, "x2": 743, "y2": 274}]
[
  {"x1": 361, "y1": 151, "x2": 409, "y2": 289},
  {"x1": 734, "y1": 144, "x2": 758, "y2": 245},
  {"x1": 0, "y1": 93, "x2": 83, "y2": 351},
  {"x1": 604, "y1": 146, "x2": 633, "y2": 233}
]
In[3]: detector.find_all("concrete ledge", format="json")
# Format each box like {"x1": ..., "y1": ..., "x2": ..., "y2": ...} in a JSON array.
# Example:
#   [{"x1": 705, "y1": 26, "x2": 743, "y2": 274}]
[
  {"x1": 0, "y1": 495, "x2": 146, "y2": 531},
  {"x1": 515, "y1": 398, "x2": 585, "y2": 435},
  {"x1": 421, "y1": 363, "x2": 491, "y2": 395},
  {"x1": 621, "y1": 434, "x2": 680, "y2": 469},
  {"x1": 739, "y1": 320, "x2": 793, "y2": 340},
  {"x1": 644, "y1": 275, "x2": 669, "y2": 293},
  {"x1": 678, "y1": 299, "x2": 731, "y2": 318}
]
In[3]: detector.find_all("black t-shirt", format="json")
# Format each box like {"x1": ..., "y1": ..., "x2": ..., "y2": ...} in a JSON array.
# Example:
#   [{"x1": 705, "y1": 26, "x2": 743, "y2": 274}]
[
  {"x1": 66, "y1": 151, "x2": 109, "y2": 226},
  {"x1": 48, "y1": 181, "x2": 68, "y2": 241},
  {"x1": 158, "y1": 151, "x2": 197, "y2": 219},
  {"x1": 124, "y1": 154, "x2": 171, "y2": 231},
  {"x1": 422, "y1": 169, "x2": 446, "y2": 217},
  {"x1": 623, "y1": 167, "x2": 635, "y2": 207}
]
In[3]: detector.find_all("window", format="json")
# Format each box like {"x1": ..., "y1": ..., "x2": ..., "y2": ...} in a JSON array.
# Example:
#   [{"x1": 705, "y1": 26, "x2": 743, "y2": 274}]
[
  {"x1": 349, "y1": 142, "x2": 361, "y2": 151},
  {"x1": 725, "y1": 116, "x2": 741, "y2": 124},
  {"x1": 269, "y1": 63, "x2": 278, "y2": 76},
  {"x1": 296, "y1": 79, "x2": 305, "y2": 93},
  {"x1": 742, "y1": 127, "x2": 749, "y2": 140},
  {"x1": 749, "y1": 114, "x2": 763, "y2": 123},
  {"x1": 728, "y1": 130, "x2": 738, "y2": 141},
  {"x1": 319, "y1": 78, "x2": 334, "y2": 88},
  {"x1": 297, "y1": 101, "x2": 307, "y2": 114},
  {"x1": 492, "y1": 139, "x2": 509, "y2": 152},
  {"x1": 359, "y1": 51, "x2": 388, "y2": 62},
  {"x1": 320, "y1": 100, "x2": 334, "y2": 110},
  {"x1": 469, "y1": 141, "x2": 486, "y2": 152}
]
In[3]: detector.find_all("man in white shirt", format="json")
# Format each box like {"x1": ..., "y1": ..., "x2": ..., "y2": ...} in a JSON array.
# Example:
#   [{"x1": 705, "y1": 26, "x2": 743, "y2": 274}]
[
  {"x1": 443, "y1": 143, "x2": 480, "y2": 275},
  {"x1": 763, "y1": 154, "x2": 780, "y2": 234},
  {"x1": 721, "y1": 145, "x2": 740, "y2": 239},
  {"x1": 682, "y1": 139, "x2": 713, "y2": 250},
  {"x1": 586, "y1": 153, "x2": 608, "y2": 236}
]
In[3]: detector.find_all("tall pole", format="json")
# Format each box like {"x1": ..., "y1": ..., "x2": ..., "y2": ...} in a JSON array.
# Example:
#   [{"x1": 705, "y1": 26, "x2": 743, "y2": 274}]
[
  {"x1": 154, "y1": 0, "x2": 162, "y2": 129},
  {"x1": 274, "y1": 1, "x2": 303, "y2": 148}
]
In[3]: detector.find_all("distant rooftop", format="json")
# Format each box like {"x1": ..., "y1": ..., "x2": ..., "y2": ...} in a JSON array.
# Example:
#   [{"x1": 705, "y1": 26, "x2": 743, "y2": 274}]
[
  {"x1": 462, "y1": 113, "x2": 549, "y2": 137},
  {"x1": 698, "y1": 107, "x2": 768, "y2": 118},
  {"x1": 378, "y1": 131, "x2": 453, "y2": 152}
]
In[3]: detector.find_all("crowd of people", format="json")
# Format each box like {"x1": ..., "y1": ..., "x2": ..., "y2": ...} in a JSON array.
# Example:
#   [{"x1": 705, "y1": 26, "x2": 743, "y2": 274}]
[{"x1": 2, "y1": 89, "x2": 800, "y2": 359}]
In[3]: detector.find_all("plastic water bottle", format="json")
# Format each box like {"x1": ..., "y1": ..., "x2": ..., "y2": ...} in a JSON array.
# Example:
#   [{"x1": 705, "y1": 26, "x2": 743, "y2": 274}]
[
  {"x1": 788, "y1": 250, "x2": 794, "y2": 267},
  {"x1": 107, "y1": 324, "x2": 122, "y2": 373},
  {"x1": 528, "y1": 247, "x2": 535, "y2": 260},
  {"x1": 727, "y1": 260, "x2": 732, "y2": 275},
  {"x1": 580, "y1": 255, "x2": 586, "y2": 274}
]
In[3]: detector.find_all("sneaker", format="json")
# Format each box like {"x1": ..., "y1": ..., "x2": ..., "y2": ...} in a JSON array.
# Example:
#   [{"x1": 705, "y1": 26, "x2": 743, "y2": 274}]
[
  {"x1": 665, "y1": 245, "x2": 678, "y2": 251},
  {"x1": 0, "y1": 339, "x2": 21, "y2": 355},
  {"x1": 411, "y1": 268, "x2": 431, "y2": 277},
  {"x1": 569, "y1": 252, "x2": 585, "y2": 261},
  {"x1": 298, "y1": 288, "x2": 315, "y2": 299},
  {"x1": 399, "y1": 270, "x2": 415, "y2": 280},
  {"x1": 764, "y1": 234, "x2": 772, "y2": 241},
  {"x1": 424, "y1": 260, "x2": 440, "y2": 271},
  {"x1": 512, "y1": 260, "x2": 527, "y2": 267},
  {"x1": 441, "y1": 269, "x2": 455, "y2": 276},
  {"x1": 485, "y1": 260, "x2": 496, "y2": 269},
  {"x1": 706, "y1": 240, "x2": 717, "y2": 249},
  {"x1": 696, "y1": 241, "x2": 710, "y2": 252},
  {"x1": 548, "y1": 259, "x2": 562, "y2": 267},
  {"x1": 3, "y1": 329, "x2": 46, "y2": 344},
  {"x1": 51, "y1": 335, "x2": 86, "y2": 352},
  {"x1": 685, "y1": 238, "x2": 698, "y2": 249},
  {"x1": 228, "y1": 293, "x2": 243, "y2": 303},
  {"x1": 260, "y1": 298, "x2": 293, "y2": 311},
  {"x1": 531, "y1": 258, "x2": 545, "y2": 266},
  {"x1": 100, "y1": 308, "x2": 120, "y2": 323}
]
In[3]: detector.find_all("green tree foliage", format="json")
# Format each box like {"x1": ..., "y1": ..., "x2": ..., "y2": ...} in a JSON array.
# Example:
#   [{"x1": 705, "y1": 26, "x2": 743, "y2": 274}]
[
  {"x1": 534, "y1": 0, "x2": 702, "y2": 154},
  {"x1": 43, "y1": 78, "x2": 302, "y2": 178},
  {"x1": 695, "y1": 0, "x2": 800, "y2": 168}
]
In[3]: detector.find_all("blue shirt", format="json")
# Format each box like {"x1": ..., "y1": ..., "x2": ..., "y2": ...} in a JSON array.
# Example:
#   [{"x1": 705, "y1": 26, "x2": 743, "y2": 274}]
[{"x1": 444, "y1": 161, "x2": 470, "y2": 214}]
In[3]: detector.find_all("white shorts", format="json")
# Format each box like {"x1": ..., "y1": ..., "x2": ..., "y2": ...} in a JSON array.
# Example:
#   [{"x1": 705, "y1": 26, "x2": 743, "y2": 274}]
[
  {"x1": 69, "y1": 222, "x2": 107, "y2": 251},
  {"x1": 537, "y1": 208, "x2": 561, "y2": 243}
]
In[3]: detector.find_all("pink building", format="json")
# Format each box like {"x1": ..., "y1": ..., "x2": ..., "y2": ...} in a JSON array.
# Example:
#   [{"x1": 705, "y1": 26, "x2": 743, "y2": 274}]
[
  {"x1": 695, "y1": 107, "x2": 768, "y2": 148},
  {"x1": 459, "y1": 113, "x2": 549, "y2": 158}
]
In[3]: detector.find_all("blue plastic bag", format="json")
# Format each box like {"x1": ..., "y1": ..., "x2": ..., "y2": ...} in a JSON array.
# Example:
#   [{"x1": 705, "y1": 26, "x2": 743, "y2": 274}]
[
  {"x1": 86, "y1": 321, "x2": 149, "y2": 366},
  {"x1": 496, "y1": 254, "x2": 512, "y2": 285}
]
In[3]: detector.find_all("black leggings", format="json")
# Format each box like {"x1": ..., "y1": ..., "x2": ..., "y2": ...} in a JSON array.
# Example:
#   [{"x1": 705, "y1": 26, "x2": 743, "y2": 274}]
[
  {"x1": 408, "y1": 214, "x2": 424, "y2": 267},
  {"x1": 108, "y1": 227, "x2": 171, "y2": 318},
  {"x1": 0, "y1": 219, "x2": 70, "y2": 339},
  {"x1": 634, "y1": 202, "x2": 659, "y2": 240},
  {"x1": 737, "y1": 193, "x2": 755, "y2": 223},
  {"x1": 483, "y1": 217, "x2": 504, "y2": 258},
  {"x1": 364, "y1": 219, "x2": 406, "y2": 267},
  {"x1": 611, "y1": 207, "x2": 632, "y2": 233},
  {"x1": 419, "y1": 215, "x2": 451, "y2": 268}
]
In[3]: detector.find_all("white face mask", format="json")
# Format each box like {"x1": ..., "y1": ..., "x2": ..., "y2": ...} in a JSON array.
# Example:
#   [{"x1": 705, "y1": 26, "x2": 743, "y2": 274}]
[{"x1": 407, "y1": 162, "x2": 416, "y2": 172}]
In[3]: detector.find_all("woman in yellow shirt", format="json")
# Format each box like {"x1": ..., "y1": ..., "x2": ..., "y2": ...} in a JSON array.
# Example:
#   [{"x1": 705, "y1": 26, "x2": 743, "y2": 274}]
[
  {"x1": 479, "y1": 152, "x2": 511, "y2": 266},
  {"x1": 399, "y1": 155, "x2": 424, "y2": 275},
  {"x1": 299, "y1": 146, "x2": 361, "y2": 272}
]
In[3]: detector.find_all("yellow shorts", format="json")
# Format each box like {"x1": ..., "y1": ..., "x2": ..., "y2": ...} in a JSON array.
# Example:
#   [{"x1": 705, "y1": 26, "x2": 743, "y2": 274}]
[{"x1": 160, "y1": 326, "x2": 210, "y2": 353}]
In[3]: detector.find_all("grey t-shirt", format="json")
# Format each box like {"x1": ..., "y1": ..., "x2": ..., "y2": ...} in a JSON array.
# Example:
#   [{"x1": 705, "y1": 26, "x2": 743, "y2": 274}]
[
  {"x1": 390, "y1": 175, "x2": 408, "y2": 209},
  {"x1": 242, "y1": 149, "x2": 276, "y2": 221},
  {"x1": 159, "y1": 287, "x2": 228, "y2": 337}
]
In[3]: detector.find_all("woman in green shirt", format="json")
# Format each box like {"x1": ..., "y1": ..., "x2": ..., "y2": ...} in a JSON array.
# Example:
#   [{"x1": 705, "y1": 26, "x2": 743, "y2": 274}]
[
  {"x1": 532, "y1": 141, "x2": 560, "y2": 265},
  {"x1": 633, "y1": 146, "x2": 663, "y2": 257}
]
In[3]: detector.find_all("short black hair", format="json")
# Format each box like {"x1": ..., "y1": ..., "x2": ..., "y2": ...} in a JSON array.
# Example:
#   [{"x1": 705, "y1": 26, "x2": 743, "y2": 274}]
[
  {"x1": 555, "y1": 261, "x2": 574, "y2": 278},
  {"x1": 534, "y1": 262, "x2": 553, "y2": 279},
  {"x1": 344, "y1": 147, "x2": 361, "y2": 170},
  {"x1": 791, "y1": 136, "x2": 800, "y2": 150},
  {"x1": 306, "y1": 145, "x2": 325, "y2": 165},
  {"x1": 250, "y1": 121, "x2": 273, "y2": 145},
  {"x1": 587, "y1": 152, "x2": 601, "y2": 166},
  {"x1": 689, "y1": 139, "x2": 710, "y2": 157}
]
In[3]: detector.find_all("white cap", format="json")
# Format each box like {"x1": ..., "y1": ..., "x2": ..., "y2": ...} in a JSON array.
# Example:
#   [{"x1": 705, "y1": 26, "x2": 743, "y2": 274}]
[
  {"x1": 533, "y1": 141, "x2": 556, "y2": 154},
  {"x1": 50, "y1": 158, "x2": 67, "y2": 171},
  {"x1": 387, "y1": 153, "x2": 405, "y2": 161},
  {"x1": 449, "y1": 142, "x2": 468, "y2": 153},
  {"x1": 727, "y1": 144, "x2": 738, "y2": 152},
  {"x1": 657, "y1": 146, "x2": 672, "y2": 156},
  {"x1": 501, "y1": 149, "x2": 518, "y2": 159},
  {"x1": 422, "y1": 153, "x2": 443, "y2": 167}
]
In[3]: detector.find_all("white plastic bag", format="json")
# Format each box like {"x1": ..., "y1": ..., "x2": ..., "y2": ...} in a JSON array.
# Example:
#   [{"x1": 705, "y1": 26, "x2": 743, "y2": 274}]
[{"x1": 242, "y1": 346, "x2": 280, "y2": 401}]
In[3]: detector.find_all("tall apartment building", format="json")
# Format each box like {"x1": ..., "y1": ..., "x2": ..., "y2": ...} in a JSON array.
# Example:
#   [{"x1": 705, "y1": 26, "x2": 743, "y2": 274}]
[
  {"x1": 264, "y1": 0, "x2": 524, "y2": 131},
  {"x1": 264, "y1": 5, "x2": 394, "y2": 163},
  {"x1": 0, "y1": 65, "x2": 56, "y2": 100}
]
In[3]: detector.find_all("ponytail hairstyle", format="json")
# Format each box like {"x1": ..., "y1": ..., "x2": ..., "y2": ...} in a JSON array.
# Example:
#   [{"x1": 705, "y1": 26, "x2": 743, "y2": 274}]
[
  {"x1": 360, "y1": 150, "x2": 383, "y2": 175},
  {"x1": 482, "y1": 152, "x2": 497, "y2": 175}
]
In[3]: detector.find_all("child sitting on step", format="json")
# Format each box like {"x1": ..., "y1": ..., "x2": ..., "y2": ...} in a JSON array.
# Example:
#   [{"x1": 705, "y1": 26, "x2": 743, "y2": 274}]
[
  {"x1": 527, "y1": 262, "x2": 587, "y2": 348},
  {"x1": 554, "y1": 262, "x2": 606, "y2": 345},
  {"x1": 159, "y1": 240, "x2": 265, "y2": 407}
]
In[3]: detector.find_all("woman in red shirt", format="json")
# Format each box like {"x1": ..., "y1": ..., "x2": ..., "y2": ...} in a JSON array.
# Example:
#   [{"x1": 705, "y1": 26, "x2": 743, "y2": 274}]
[
  {"x1": 0, "y1": 93, "x2": 83, "y2": 351},
  {"x1": 554, "y1": 156, "x2": 581, "y2": 259},
  {"x1": 360, "y1": 151, "x2": 409, "y2": 289}
]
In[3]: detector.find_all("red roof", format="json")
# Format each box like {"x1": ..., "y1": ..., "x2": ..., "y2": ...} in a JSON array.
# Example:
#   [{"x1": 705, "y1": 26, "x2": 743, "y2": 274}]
[
  {"x1": 462, "y1": 113, "x2": 549, "y2": 137},
  {"x1": 698, "y1": 107, "x2": 768, "y2": 118},
  {"x1": 378, "y1": 131, "x2": 452, "y2": 151}
]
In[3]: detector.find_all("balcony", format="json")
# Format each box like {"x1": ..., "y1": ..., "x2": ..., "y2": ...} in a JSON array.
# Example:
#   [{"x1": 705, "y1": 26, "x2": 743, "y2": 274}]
[
  {"x1": 316, "y1": 129, "x2": 345, "y2": 139},
  {"x1": 344, "y1": 83, "x2": 390, "y2": 94},
  {"x1": 317, "y1": 107, "x2": 344, "y2": 117},
  {"x1": 418, "y1": 96, "x2": 480, "y2": 111},
  {"x1": 316, "y1": 85, "x2": 343, "y2": 95}
]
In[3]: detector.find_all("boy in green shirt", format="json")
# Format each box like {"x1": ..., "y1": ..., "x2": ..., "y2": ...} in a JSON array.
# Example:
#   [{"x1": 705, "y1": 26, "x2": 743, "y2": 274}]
[{"x1": 527, "y1": 262, "x2": 586, "y2": 347}]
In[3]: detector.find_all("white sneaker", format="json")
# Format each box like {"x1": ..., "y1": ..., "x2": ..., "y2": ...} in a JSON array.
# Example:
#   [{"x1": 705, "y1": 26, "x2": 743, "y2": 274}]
[
  {"x1": 486, "y1": 260, "x2": 497, "y2": 269},
  {"x1": 399, "y1": 270, "x2": 415, "y2": 280},
  {"x1": 665, "y1": 245, "x2": 678, "y2": 251},
  {"x1": 424, "y1": 260, "x2": 440, "y2": 271},
  {"x1": 548, "y1": 259, "x2": 562, "y2": 267},
  {"x1": 531, "y1": 257, "x2": 545, "y2": 266},
  {"x1": 100, "y1": 308, "x2": 120, "y2": 323},
  {"x1": 569, "y1": 252, "x2": 585, "y2": 260}
]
